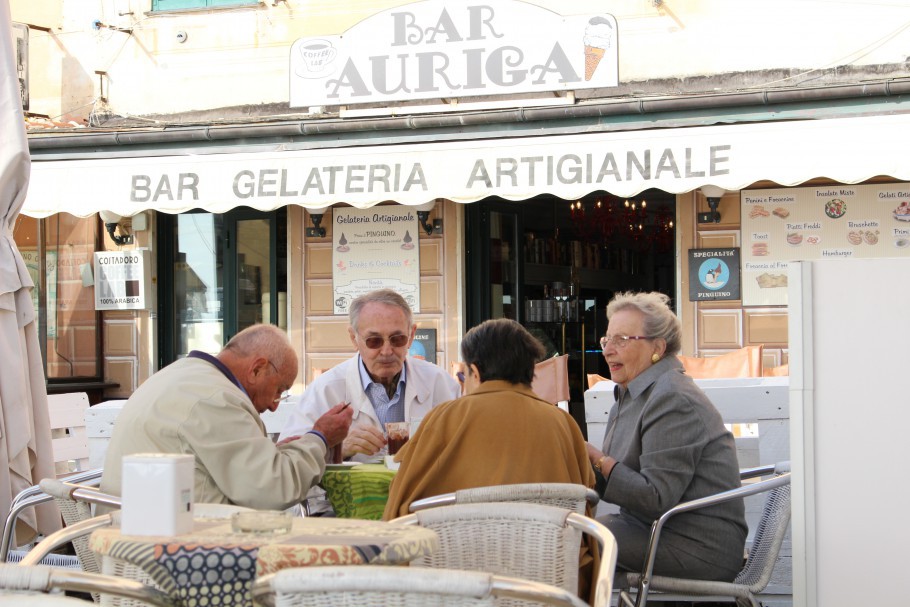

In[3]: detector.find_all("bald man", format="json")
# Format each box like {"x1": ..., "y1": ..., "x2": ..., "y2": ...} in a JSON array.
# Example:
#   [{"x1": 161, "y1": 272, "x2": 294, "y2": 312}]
[{"x1": 101, "y1": 325, "x2": 352, "y2": 509}]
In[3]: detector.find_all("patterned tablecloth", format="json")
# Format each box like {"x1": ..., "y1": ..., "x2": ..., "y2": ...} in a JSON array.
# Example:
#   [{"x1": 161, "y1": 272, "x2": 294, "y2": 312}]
[
  {"x1": 89, "y1": 515, "x2": 436, "y2": 607},
  {"x1": 321, "y1": 463, "x2": 397, "y2": 520}
]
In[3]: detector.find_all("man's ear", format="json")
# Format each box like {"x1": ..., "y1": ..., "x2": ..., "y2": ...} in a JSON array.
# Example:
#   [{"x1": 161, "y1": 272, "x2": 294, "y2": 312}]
[
  {"x1": 248, "y1": 357, "x2": 270, "y2": 385},
  {"x1": 348, "y1": 327, "x2": 358, "y2": 350}
]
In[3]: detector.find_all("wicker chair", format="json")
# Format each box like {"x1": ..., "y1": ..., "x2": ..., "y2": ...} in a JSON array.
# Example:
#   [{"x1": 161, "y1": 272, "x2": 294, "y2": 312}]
[
  {"x1": 617, "y1": 461, "x2": 792, "y2": 607},
  {"x1": 37, "y1": 478, "x2": 122, "y2": 578},
  {"x1": 408, "y1": 482, "x2": 599, "y2": 514},
  {"x1": 4, "y1": 593, "x2": 111, "y2": 606},
  {"x1": 392, "y1": 503, "x2": 618, "y2": 607},
  {"x1": 251, "y1": 565, "x2": 589, "y2": 607},
  {"x1": 0, "y1": 563, "x2": 175, "y2": 607}
]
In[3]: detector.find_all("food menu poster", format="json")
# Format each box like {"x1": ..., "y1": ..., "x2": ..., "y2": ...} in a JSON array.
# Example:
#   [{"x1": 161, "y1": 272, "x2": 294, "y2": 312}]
[
  {"x1": 741, "y1": 183, "x2": 910, "y2": 306},
  {"x1": 332, "y1": 206, "x2": 421, "y2": 314}
]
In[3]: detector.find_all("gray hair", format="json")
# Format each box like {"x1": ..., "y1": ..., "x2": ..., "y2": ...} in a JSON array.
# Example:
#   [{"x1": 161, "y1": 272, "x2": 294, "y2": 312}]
[
  {"x1": 606, "y1": 291, "x2": 682, "y2": 355},
  {"x1": 224, "y1": 324, "x2": 294, "y2": 369},
  {"x1": 348, "y1": 289, "x2": 413, "y2": 332}
]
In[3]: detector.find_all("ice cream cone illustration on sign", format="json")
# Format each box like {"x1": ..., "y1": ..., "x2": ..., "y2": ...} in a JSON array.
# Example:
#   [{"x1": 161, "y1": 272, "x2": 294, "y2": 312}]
[{"x1": 584, "y1": 16, "x2": 613, "y2": 81}]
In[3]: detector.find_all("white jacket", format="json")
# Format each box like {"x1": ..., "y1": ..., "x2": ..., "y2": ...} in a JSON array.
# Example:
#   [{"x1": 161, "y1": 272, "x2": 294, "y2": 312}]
[{"x1": 279, "y1": 354, "x2": 461, "y2": 462}]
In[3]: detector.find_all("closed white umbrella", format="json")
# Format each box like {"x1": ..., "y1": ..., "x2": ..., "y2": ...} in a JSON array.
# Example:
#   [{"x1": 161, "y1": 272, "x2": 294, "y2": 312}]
[{"x1": 0, "y1": 0, "x2": 60, "y2": 544}]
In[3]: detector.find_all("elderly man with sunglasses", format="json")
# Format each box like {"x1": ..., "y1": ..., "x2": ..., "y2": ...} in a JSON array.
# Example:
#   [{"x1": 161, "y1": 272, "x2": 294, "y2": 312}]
[{"x1": 279, "y1": 289, "x2": 460, "y2": 474}]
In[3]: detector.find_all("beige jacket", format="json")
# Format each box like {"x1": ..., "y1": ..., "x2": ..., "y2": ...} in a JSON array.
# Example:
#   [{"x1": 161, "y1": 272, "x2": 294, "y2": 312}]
[{"x1": 101, "y1": 356, "x2": 326, "y2": 509}]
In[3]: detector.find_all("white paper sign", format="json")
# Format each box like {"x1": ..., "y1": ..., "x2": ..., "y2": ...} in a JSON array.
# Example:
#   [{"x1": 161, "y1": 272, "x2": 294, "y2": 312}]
[
  {"x1": 331, "y1": 207, "x2": 421, "y2": 314},
  {"x1": 94, "y1": 250, "x2": 151, "y2": 310}
]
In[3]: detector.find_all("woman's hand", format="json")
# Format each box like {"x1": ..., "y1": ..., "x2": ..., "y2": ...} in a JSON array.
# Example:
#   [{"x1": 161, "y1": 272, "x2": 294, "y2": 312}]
[{"x1": 586, "y1": 442, "x2": 605, "y2": 467}]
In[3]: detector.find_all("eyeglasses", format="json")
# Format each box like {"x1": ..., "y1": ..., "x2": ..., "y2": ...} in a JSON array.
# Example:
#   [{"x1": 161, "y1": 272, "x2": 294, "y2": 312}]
[
  {"x1": 359, "y1": 333, "x2": 410, "y2": 349},
  {"x1": 600, "y1": 335, "x2": 653, "y2": 350},
  {"x1": 267, "y1": 361, "x2": 292, "y2": 403}
]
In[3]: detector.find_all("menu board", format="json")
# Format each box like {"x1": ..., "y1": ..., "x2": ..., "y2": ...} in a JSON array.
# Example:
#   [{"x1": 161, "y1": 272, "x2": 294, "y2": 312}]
[
  {"x1": 741, "y1": 183, "x2": 910, "y2": 305},
  {"x1": 331, "y1": 206, "x2": 422, "y2": 314}
]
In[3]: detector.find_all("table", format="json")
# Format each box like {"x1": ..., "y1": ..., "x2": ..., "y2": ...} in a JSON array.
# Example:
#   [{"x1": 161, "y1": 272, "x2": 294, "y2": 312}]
[
  {"x1": 89, "y1": 515, "x2": 437, "y2": 607},
  {"x1": 321, "y1": 463, "x2": 397, "y2": 519}
]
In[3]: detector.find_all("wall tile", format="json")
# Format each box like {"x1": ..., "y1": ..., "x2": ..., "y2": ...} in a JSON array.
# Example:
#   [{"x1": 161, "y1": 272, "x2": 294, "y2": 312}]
[
  {"x1": 305, "y1": 243, "x2": 333, "y2": 278},
  {"x1": 305, "y1": 280, "x2": 334, "y2": 315},
  {"x1": 697, "y1": 308, "x2": 743, "y2": 349},
  {"x1": 105, "y1": 358, "x2": 136, "y2": 397},
  {"x1": 419, "y1": 277, "x2": 443, "y2": 313},
  {"x1": 745, "y1": 308, "x2": 789, "y2": 346},
  {"x1": 305, "y1": 318, "x2": 355, "y2": 351},
  {"x1": 419, "y1": 239, "x2": 443, "y2": 274},
  {"x1": 104, "y1": 321, "x2": 136, "y2": 356}
]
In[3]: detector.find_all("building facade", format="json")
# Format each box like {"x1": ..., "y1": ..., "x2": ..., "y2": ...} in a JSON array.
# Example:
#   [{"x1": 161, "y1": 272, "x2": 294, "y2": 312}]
[{"x1": 12, "y1": 0, "x2": 910, "y2": 422}]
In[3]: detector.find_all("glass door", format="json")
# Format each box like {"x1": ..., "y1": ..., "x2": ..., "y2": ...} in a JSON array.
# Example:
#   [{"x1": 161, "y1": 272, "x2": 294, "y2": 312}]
[
  {"x1": 160, "y1": 207, "x2": 286, "y2": 365},
  {"x1": 465, "y1": 200, "x2": 522, "y2": 325},
  {"x1": 173, "y1": 212, "x2": 224, "y2": 357}
]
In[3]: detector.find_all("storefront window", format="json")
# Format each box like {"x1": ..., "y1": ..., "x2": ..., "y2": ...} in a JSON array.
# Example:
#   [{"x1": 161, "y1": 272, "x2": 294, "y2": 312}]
[
  {"x1": 160, "y1": 207, "x2": 286, "y2": 366},
  {"x1": 13, "y1": 213, "x2": 102, "y2": 379}
]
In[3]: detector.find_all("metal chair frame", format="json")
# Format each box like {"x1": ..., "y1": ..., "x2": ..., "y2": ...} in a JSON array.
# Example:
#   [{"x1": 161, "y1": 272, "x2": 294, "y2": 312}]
[
  {"x1": 0, "y1": 468, "x2": 103, "y2": 562},
  {"x1": 618, "y1": 462, "x2": 792, "y2": 607},
  {"x1": 409, "y1": 482, "x2": 600, "y2": 514}
]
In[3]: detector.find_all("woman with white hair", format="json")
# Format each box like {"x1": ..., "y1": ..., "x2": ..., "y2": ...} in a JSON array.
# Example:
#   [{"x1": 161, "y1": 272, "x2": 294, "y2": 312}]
[{"x1": 587, "y1": 291, "x2": 746, "y2": 581}]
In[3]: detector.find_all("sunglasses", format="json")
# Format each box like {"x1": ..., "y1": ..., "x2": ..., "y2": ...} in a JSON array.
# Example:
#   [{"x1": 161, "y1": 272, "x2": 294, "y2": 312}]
[{"x1": 359, "y1": 333, "x2": 410, "y2": 349}]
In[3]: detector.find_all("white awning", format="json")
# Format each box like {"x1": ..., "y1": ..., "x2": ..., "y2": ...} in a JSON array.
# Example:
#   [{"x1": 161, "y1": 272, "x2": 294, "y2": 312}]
[{"x1": 23, "y1": 112, "x2": 910, "y2": 218}]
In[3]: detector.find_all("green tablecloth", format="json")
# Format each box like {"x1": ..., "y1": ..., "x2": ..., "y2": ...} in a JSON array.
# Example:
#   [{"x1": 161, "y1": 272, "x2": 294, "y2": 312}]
[{"x1": 321, "y1": 463, "x2": 397, "y2": 519}]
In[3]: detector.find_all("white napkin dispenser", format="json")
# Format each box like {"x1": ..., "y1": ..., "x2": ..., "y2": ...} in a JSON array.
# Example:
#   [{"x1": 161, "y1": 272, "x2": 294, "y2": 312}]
[{"x1": 121, "y1": 453, "x2": 194, "y2": 536}]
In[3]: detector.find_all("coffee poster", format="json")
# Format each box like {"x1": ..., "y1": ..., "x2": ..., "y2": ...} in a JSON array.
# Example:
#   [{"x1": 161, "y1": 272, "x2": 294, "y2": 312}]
[
  {"x1": 741, "y1": 183, "x2": 910, "y2": 306},
  {"x1": 331, "y1": 206, "x2": 421, "y2": 314}
]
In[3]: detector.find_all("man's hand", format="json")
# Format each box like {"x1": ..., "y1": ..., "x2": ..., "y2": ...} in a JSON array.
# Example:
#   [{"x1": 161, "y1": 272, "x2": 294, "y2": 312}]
[
  {"x1": 341, "y1": 425, "x2": 387, "y2": 458},
  {"x1": 312, "y1": 402, "x2": 353, "y2": 448}
]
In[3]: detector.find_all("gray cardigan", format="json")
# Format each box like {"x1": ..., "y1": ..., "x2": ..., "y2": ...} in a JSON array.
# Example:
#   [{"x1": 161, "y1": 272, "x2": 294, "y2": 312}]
[{"x1": 599, "y1": 356, "x2": 747, "y2": 569}]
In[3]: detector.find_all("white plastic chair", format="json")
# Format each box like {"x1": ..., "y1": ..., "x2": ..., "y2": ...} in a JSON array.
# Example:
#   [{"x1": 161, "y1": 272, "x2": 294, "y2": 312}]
[
  {"x1": 392, "y1": 503, "x2": 618, "y2": 607},
  {"x1": 252, "y1": 565, "x2": 589, "y2": 607},
  {"x1": 408, "y1": 482, "x2": 599, "y2": 514}
]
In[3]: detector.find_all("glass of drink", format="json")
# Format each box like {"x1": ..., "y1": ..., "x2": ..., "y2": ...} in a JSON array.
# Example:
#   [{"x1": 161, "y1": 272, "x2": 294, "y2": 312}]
[{"x1": 385, "y1": 422, "x2": 410, "y2": 455}]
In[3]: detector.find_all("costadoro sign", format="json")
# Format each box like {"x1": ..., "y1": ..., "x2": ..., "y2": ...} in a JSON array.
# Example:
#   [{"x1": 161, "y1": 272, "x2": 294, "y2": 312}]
[
  {"x1": 94, "y1": 250, "x2": 152, "y2": 310},
  {"x1": 290, "y1": 0, "x2": 618, "y2": 107}
]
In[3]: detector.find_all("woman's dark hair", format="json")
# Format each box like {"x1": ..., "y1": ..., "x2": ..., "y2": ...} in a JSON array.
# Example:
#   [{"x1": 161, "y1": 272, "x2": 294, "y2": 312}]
[{"x1": 460, "y1": 318, "x2": 546, "y2": 385}]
